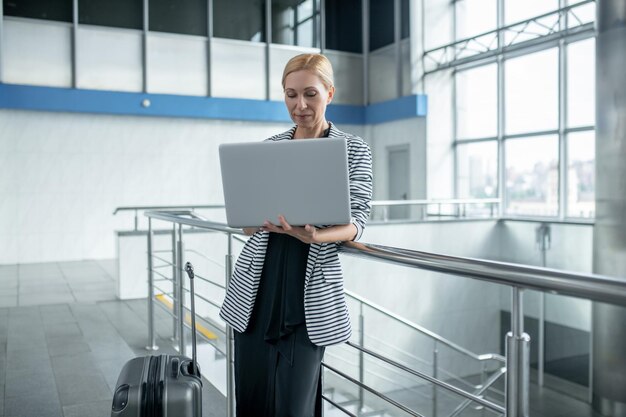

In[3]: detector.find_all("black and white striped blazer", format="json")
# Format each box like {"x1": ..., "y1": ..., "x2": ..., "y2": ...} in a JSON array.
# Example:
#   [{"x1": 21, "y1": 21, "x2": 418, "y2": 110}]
[{"x1": 219, "y1": 122, "x2": 373, "y2": 346}]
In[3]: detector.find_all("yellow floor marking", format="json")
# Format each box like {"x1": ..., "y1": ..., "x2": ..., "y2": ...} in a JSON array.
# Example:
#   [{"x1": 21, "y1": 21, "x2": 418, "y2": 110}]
[{"x1": 155, "y1": 293, "x2": 218, "y2": 340}]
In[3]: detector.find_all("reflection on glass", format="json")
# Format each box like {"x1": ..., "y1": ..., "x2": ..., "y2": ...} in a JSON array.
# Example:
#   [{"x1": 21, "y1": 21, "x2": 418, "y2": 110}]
[
  {"x1": 456, "y1": 63, "x2": 497, "y2": 139},
  {"x1": 505, "y1": 0, "x2": 558, "y2": 25},
  {"x1": 457, "y1": 141, "x2": 498, "y2": 198},
  {"x1": 149, "y1": 0, "x2": 207, "y2": 36},
  {"x1": 325, "y1": 0, "x2": 362, "y2": 53},
  {"x1": 3, "y1": 0, "x2": 72, "y2": 22},
  {"x1": 213, "y1": 0, "x2": 265, "y2": 42},
  {"x1": 272, "y1": 0, "x2": 320, "y2": 48},
  {"x1": 455, "y1": 0, "x2": 497, "y2": 40},
  {"x1": 505, "y1": 135, "x2": 559, "y2": 216},
  {"x1": 505, "y1": 48, "x2": 558, "y2": 135},
  {"x1": 567, "y1": 38, "x2": 595, "y2": 128},
  {"x1": 567, "y1": 131, "x2": 595, "y2": 218}
]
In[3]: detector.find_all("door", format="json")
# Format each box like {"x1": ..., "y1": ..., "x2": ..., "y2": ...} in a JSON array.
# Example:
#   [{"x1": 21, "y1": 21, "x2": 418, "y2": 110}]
[{"x1": 388, "y1": 146, "x2": 410, "y2": 220}]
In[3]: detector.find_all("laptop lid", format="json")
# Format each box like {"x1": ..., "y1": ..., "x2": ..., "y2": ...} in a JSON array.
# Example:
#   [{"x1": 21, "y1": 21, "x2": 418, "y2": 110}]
[{"x1": 219, "y1": 137, "x2": 351, "y2": 228}]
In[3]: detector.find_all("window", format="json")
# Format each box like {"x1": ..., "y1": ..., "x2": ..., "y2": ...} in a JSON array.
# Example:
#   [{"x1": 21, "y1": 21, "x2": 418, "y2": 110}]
[
  {"x1": 505, "y1": 135, "x2": 559, "y2": 217},
  {"x1": 149, "y1": 0, "x2": 207, "y2": 36},
  {"x1": 567, "y1": 131, "x2": 595, "y2": 218},
  {"x1": 213, "y1": 0, "x2": 266, "y2": 42},
  {"x1": 455, "y1": 0, "x2": 496, "y2": 40},
  {"x1": 325, "y1": 0, "x2": 362, "y2": 53},
  {"x1": 457, "y1": 141, "x2": 498, "y2": 199},
  {"x1": 505, "y1": 48, "x2": 558, "y2": 135},
  {"x1": 271, "y1": 0, "x2": 320, "y2": 48},
  {"x1": 78, "y1": 0, "x2": 142, "y2": 29},
  {"x1": 505, "y1": 0, "x2": 558, "y2": 25},
  {"x1": 369, "y1": 0, "x2": 394, "y2": 51},
  {"x1": 567, "y1": 38, "x2": 595, "y2": 128},
  {"x1": 4, "y1": 0, "x2": 72, "y2": 22},
  {"x1": 456, "y1": 63, "x2": 497, "y2": 139}
]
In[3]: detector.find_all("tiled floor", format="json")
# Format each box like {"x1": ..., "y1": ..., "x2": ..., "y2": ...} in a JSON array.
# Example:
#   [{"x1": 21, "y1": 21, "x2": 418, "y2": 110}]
[{"x1": 0, "y1": 261, "x2": 226, "y2": 417}]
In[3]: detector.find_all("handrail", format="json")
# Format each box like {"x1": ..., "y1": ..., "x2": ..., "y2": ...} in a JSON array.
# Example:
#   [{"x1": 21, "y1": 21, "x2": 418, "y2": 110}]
[
  {"x1": 371, "y1": 198, "x2": 500, "y2": 207},
  {"x1": 113, "y1": 204, "x2": 225, "y2": 215},
  {"x1": 345, "y1": 290, "x2": 505, "y2": 363},
  {"x1": 340, "y1": 241, "x2": 626, "y2": 307}
]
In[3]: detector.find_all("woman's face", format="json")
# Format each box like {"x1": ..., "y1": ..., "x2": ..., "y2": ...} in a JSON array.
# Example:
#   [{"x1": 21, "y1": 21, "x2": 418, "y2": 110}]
[{"x1": 284, "y1": 70, "x2": 334, "y2": 130}]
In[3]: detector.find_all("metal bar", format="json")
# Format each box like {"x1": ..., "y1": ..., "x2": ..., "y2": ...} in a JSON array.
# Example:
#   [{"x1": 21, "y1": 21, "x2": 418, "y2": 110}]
[
  {"x1": 322, "y1": 362, "x2": 425, "y2": 417},
  {"x1": 448, "y1": 367, "x2": 507, "y2": 417},
  {"x1": 190, "y1": 273, "x2": 226, "y2": 290},
  {"x1": 225, "y1": 233, "x2": 236, "y2": 417},
  {"x1": 180, "y1": 286, "x2": 223, "y2": 310},
  {"x1": 344, "y1": 341, "x2": 504, "y2": 413},
  {"x1": 433, "y1": 340, "x2": 438, "y2": 417},
  {"x1": 142, "y1": 0, "x2": 148, "y2": 93},
  {"x1": 558, "y1": 30, "x2": 568, "y2": 221},
  {"x1": 146, "y1": 218, "x2": 158, "y2": 351},
  {"x1": 394, "y1": 0, "x2": 402, "y2": 98},
  {"x1": 319, "y1": 0, "x2": 325, "y2": 53},
  {"x1": 505, "y1": 287, "x2": 530, "y2": 417},
  {"x1": 177, "y1": 224, "x2": 185, "y2": 354},
  {"x1": 265, "y1": 0, "x2": 271, "y2": 101},
  {"x1": 321, "y1": 395, "x2": 358, "y2": 417},
  {"x1": 171, "y1": 223, "x2": 179, "y2": 343},
  {"x1": 0, "y1": 0, "x2": 4, "y2": 83},
  {"x1": 358, "y1": 303, "x2": 365, "y2": 413},
  {"x1": 345, "y1": 290, "x2": 504, "y2": 363},
  {"x1": 71, "y1": 0, "x2": 78, "y2": 88},
  {"x1": 114, "y1": 204, "x2": 225, "y2": 215},
  {"x1": 152, "y1": 269, "x2": 173, "y2": 282},
  {"x1": 207, "y1": 0, "x2": 213, "y2": 96},
  {"x1": 362, "y1": 0, "x2": 369, "y2": 105}
]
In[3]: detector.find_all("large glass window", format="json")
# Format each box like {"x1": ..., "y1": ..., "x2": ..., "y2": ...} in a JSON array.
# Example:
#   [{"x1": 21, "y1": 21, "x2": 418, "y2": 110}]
[
  {"x1": 505, "y1": 48, "x2": 558, "y2": 135},
  {"x1": 457, "y1": 141, "x2": 498, "y2": 199},
  {"x1": 455, "y1": 0, "x2": 497, "y2": 40},
  {"x1": 456, "y1": 63, "x2": 497, "y2": 139},
  {"x1": 567, "y1": 38, "x2": 595, "y2": 128},
  {"x1": 369, "y1": 0, "x2": 394, "y2": 51},
  {"x1": 149, "y1": 0, "x2": 207, "y2": 36},
  {"x1": 505, "y1": 135, "x2": 559, "y2": 217},
  {"x1": 505, "y1": 0, "x2": 558, "y2": 25},
  {"x1": 325, "y1": 0, "x2": 362, "y2": 53},
  {"x1": 567, "y1": 131, "x2": 595, "y2": 218},
  {"x1": 271, "y1": 0, "x2": 320, "y2": 48},
  {"x1": 213, "y1": 0, "x2": 266, "y2": 42},
  {"x1": 4, "y1": 0, "x2": 72, "y2": 22},
  {"x1": 79, "y1": 0, "x2": 142, "y2": 29}
]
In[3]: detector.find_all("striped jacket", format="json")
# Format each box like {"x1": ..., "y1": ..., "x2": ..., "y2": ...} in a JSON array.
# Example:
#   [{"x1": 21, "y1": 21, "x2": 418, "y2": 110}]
[{"x1": 219, "y1": 122, "x2": 373, "y2": 346}]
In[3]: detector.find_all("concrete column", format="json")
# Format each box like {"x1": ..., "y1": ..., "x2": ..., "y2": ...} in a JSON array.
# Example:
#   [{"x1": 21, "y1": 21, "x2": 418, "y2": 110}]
[{"x1": 592, "y1": 1, "x2": 626, "y2": 416}]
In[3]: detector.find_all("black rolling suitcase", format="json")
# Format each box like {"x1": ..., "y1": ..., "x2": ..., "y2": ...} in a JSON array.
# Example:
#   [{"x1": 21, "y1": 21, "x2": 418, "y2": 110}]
[{"x1": 112, "y1": 262, "x2": 203, "y2": 417}]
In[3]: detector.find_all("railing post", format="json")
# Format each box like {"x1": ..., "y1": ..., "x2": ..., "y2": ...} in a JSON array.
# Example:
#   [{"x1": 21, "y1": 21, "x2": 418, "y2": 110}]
[
  {"x1": 358, "y1": 303, "x2": 365, "y2": 413},
  {"x1": 134, "y1": 209, "x2": 139, "y2": 231},
  {"x1": 171, "y1": 223, "x2": 179, "y2": 343},
  {"x1": 146, "y1": 217, "x2": 158, "y2": 351},
  {"x1": 433, "y1": 340, "x2": 438, "y2": 417},
  {"x1": 505, "y1": 287, "x2": 530, "y2": 417},
  {"x1": 225, "y1": 233, "x2": 236, "y2": 417},
  {"x1": 177, "y1": 224, "x2": 185, "y2": 355}
]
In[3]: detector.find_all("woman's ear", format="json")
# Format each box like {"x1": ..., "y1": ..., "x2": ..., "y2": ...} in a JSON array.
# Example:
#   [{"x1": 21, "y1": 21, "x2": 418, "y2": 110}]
[{"x1": 327, "y1": 86, "x2": 335, "y2": 104}]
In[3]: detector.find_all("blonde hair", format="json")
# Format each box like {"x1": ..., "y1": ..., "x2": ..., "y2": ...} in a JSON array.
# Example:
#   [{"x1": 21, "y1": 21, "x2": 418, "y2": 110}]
[{"x1": 281, "y1": 53, "x2": 334, "y2": 90}]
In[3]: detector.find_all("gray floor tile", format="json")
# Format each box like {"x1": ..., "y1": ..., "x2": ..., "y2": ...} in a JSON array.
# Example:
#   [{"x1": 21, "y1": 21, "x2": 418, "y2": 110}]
[
  {"x1": 44, "y1": 322, "x2": 83, "y2": 339},
  {"x1": 5, "y1": 356, "x2": 53, "y2": 376},
  {"x1": 39, "y1": 304, "x2": 72, "y2": 315},
  {"x1": 19, "y1": 293, "x2": 76, "y2": 307},
  {"x1": 62, "y1": 400, "x2": 112, "y2": 417},
  {"x1": 72, "y1": 290, "x2": 116, "y2": 303},
  {"x1": 55, "y1": 372, "x2": 112, "y2": 406},
  {"x1": 4, "y1": 390, "x2": 63, "y2": 417},
  {"x1": 42, "y1": 311, "x2": 76, "y2": 326},
  {"x1": 4, "y1": 369, "x2": 57, "y2": 398},
  {"x1": 48, "y1": 340, "x2": 91, "y2": 358},
  {"x1": 65, "y1": 281, "x2": 114, "y2": 292},
  {"x1": 51, "y1": 352, "x2": 101, "y2": 377}
]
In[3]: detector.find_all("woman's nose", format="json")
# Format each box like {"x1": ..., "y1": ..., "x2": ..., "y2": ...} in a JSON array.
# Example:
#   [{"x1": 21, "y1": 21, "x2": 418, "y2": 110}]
[{"x1": 298, "y1": 96, "x2": 307, "y2": 110}]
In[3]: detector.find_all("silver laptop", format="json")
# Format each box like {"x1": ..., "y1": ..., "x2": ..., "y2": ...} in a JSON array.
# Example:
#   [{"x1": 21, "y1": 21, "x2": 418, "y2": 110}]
[{"x1": 219, "y1": 138, "x2": 351, "y2": 228}]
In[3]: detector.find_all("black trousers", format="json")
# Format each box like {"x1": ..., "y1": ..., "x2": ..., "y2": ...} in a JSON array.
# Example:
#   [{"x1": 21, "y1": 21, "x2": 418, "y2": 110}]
[{"x1": 234, "y1": 323, "x2": 325, "y2": 417}]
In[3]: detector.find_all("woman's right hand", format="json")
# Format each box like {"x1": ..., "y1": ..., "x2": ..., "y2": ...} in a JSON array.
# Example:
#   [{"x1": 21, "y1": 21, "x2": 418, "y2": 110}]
[{"x1": 242, "y1": 227, "x2": 261, "y2": 236}]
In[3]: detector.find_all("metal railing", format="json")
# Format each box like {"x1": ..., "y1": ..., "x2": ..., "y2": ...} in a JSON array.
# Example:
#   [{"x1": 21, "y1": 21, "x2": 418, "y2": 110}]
[{"x1": 139, "y1": 209, "x2": 626, "y2": 417}]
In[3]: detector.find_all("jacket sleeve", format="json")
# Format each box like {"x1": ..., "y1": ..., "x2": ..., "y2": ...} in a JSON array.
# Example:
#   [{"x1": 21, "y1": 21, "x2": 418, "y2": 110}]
[{"x1": 347, "y1": 138, "x2": 373, "y2": 241}]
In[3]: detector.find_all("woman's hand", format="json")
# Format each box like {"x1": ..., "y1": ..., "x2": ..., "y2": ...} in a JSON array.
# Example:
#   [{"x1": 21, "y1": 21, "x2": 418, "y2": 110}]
[{"x1": 261, "y1": 215, "x2": 319, "y2": 244}]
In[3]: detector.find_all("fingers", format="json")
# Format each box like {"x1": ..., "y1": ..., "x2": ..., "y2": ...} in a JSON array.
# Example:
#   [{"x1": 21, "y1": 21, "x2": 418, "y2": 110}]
[
  {"x1": 278, "y1": 214, "x2": 292, "y2": 231},
  {"x1": 261, "y1": 220, "x2": 283, "y2": 233}
]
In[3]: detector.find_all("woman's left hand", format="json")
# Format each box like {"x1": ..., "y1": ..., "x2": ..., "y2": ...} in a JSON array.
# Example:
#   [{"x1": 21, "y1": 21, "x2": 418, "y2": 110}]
[{"x1": 261, "y1": 215, "x2": 318, "y2": 244}]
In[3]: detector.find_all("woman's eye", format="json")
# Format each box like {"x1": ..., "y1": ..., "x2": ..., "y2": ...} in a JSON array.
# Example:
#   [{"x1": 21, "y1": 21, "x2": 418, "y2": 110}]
[
  {"x1": 306, "y1": 92, "x2": 317, "y2": 97},
  {"x1": 287, "y1": 94, "x2": 296, "y2": 98}
]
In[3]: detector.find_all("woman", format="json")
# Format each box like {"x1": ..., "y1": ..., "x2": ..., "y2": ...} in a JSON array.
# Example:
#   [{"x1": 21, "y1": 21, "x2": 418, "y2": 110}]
[{"x1": 219, "y1": 53, "x2": 373, "y2": 417}]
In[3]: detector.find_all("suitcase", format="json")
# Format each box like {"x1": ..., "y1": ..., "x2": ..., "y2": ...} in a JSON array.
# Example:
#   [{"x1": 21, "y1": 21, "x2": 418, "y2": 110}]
[{"x1": 112, "y1": 262, "x2": 203, "y2": 417}]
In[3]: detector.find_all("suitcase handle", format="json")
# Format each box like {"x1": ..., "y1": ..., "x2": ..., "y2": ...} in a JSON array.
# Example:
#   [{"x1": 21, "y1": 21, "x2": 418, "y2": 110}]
[{"x1": 184, "y1": 262, "x2": 199, "y2": 377}]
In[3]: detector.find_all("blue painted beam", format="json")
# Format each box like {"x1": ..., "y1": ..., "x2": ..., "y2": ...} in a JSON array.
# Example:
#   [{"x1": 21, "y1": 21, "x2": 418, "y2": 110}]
[{"x1": 0, "y1": 83, "x2": 426, "y2": 125}]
